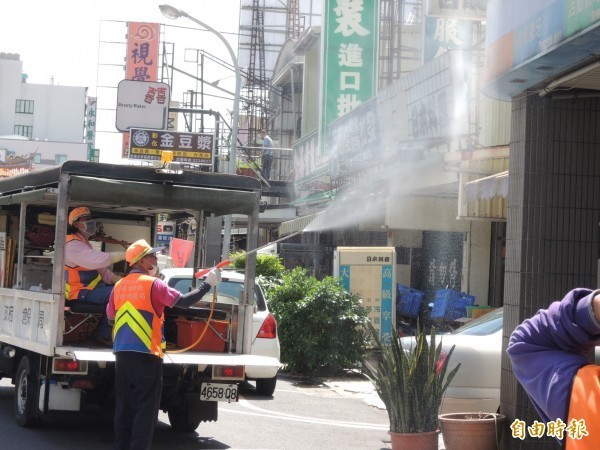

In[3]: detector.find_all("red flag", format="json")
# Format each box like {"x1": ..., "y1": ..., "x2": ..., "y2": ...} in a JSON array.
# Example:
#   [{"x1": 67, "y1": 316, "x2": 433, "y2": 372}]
[{"x1": 170, "y1": 238, "x2": 194, "y2": 268}]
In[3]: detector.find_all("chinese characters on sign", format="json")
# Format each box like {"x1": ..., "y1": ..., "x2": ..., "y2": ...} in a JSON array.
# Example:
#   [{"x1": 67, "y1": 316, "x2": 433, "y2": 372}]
[
  {"x1": 424, "y1": 17, "x2": 472, "y2": 61},
  {"x1": 510, "y1": 418, "x2": 588, "y2": 441},
  {"x1": 129, "y1": 128, "x2": 214, "y2": 166},
  {"x1": 85, "y1": 97, "x2": 98, "y2": 161},
  {"x1": 327, "y1": 98, "x2": 380, "y2": 177},
  {"x1": 401, "y1": 50, "x2": 470, "y2": 140},
  {"x1": 425, "y1": 0, "x2": 487, "y2": 21},
  {"x1": 122, "y1": 22, "x2": 160, "y2": 158},
  {"x1": 293, "y1": 130, "x2": 326, "y2": 185},
  {"x1": 322, "y1": 0, "x2": 378, "y2": 155},
  {"x1": 116, "y1": 80, "x2": 170, "y2": 132},
  {"x1": 125, "y1": 22, "x2": 160, "y2": 82},
  {"x1": 335, "y1": 247, "x2": 396, "y2": 344},
  {"x1": 144, "y1": 86, "x2": 168, "y2": 105}
]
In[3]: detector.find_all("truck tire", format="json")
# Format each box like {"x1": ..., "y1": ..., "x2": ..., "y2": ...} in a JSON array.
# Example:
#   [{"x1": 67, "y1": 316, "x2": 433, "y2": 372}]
[
  {"x1": 255, "y1": 376, "x2": 277, "y2": 397},
  {"x1": 168, "y1": 403, "x2": 202, "y2": 433},
  {"x1": 14, "y1": 355, "x2": 41, "y2": 427}
]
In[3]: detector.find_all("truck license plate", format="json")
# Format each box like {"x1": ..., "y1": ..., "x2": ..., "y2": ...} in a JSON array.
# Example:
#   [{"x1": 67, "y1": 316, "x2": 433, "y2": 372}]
[{"x1": 200, "y1": 383, "x2": 239, "y2": 402}]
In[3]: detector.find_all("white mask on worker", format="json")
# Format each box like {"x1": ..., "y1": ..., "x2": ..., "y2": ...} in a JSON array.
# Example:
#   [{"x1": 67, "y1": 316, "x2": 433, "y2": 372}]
[{"x1": 148, "y1": 264, "x2": 159, "y2": 277}]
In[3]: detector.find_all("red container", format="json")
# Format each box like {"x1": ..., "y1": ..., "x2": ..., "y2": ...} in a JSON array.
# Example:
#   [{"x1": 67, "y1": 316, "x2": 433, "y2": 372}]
[{"x1": 175, "y1": 318, "x2": 229, "y2": 352}]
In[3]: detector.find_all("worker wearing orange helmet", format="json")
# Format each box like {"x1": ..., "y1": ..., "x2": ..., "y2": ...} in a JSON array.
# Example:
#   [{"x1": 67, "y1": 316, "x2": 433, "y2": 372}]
[
  {"x1": 107, "y1": 239, "x2": 221, "y2": 449},
  {"x1": 65, "y1": 206, "x2": 126, "y2": 345}
]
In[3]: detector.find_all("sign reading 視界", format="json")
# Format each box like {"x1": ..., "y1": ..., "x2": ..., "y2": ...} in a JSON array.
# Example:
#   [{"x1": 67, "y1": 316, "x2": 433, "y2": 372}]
[
  {"x1": 128, "y1": 128, "x2": 214, "y2": 166},
  {"x1": 122, "y1": 22, "x2": 160, "y2": 158}
]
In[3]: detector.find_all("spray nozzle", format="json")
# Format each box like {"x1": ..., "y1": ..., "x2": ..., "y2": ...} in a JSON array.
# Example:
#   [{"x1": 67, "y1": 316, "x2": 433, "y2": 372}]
[{"x1": 194, "y1": 259, "x2": 232, "y2": 279}]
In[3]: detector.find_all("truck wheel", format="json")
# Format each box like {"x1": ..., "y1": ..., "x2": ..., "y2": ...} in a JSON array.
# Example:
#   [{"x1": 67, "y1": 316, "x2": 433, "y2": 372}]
[
  {"x1": 168, "y1": 404, "x2": 202, "y2": 433},
  {"x1": 14, "y1": 355, "x2": 41, "y2": 427},
  {"x1": 255, "y1": 376, "x2": 277, "y2": 397}
]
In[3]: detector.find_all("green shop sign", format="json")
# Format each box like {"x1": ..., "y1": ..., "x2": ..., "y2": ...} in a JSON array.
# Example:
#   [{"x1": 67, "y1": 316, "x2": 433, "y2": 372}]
[{"x1": 321, "y1": 0, "x2": 379, "y2": 138}]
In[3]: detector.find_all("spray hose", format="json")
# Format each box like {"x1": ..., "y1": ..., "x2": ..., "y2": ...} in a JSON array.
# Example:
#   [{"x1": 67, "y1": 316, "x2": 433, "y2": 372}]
[
  {"x1": 167, "y1": 287, "x2": 218, "y2": 354},
  {"x1": 168, "y1": 259, "x2": 232, "y2": 354}
]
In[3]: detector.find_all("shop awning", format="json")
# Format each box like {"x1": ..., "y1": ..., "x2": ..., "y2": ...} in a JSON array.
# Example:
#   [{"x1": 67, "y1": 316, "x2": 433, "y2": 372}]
[
  {"x1": 289, "y1": 190, "x2": 335, "y2": 206},
  {"x1": 464, "y1": 171, "x2": 509, "y2": 202},
  {"x1": 278, "y1": 211, "x2": 326, "y2": 236}
]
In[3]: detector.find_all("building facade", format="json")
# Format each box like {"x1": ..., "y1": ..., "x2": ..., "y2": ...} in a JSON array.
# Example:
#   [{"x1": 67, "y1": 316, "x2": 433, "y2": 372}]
[
  {"x1": 272, "y1": 2, "x2": 600, "y2": 448},
  {"x1": 272, "y1": 1, "x2": 510, "y2": 309},
  {"x1": 0, "y1": 53, "x2": 88, "y2": 171}
]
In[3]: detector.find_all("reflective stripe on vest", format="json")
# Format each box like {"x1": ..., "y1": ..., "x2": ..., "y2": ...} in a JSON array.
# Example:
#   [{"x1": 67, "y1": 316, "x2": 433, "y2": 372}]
[
  {"x1": 113, "y1": 274, "x2": 164, "y2": 358},
  {"x1": 64, "y1": 234, "x2": 102, "y2": 300},
  {"x1": 565, "y1": 365, "x2": 600, "y2": 450}
]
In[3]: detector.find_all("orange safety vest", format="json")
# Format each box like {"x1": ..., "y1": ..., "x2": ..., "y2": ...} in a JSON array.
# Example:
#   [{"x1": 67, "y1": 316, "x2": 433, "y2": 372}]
[
  {"x1": 64, "y1": 234, "x2": 103, "y2": 300},
  {"x1": 112, "y1": 274, "x2": 165, "y2": 358},
  {"x1": 565, "y1": 365, "x2": 600, "y2": 450}
]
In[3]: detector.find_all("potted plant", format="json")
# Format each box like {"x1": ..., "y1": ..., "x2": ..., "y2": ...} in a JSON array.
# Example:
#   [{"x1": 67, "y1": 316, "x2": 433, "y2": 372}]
[{"x1": 365, "y1": 324, "x2": 460, "y2": 450}]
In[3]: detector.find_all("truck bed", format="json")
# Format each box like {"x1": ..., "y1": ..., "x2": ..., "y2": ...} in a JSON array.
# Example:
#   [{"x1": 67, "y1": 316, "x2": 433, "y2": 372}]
[{"x1": 55, "y1": 345, "x2": 281, "y2": 367}]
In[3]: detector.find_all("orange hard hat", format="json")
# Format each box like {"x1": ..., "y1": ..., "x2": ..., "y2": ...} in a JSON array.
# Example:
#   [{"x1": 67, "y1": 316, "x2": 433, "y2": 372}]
[
  {"x1": 68, "y1": 207, "x2": 92, "y2": 226},
  {"x1": 126, "y1": 239, "x2": 164, "y2": 265}
]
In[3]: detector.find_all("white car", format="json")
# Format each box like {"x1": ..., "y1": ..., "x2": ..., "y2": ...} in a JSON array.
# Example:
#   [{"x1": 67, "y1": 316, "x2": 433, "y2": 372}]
[
  {"x1": 400, "y1": 308, "x2": 503, "y2": 414},
  {"x1": 160, "y1": 268, "x2": 281, "y2": 396}
]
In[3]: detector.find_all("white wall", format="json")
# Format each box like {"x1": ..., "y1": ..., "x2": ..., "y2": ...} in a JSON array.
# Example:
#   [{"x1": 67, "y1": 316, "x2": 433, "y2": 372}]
[
  {"x1": 0, "y1": 58, "x2": 22, "y2": 136},
  {"x1": 22, "y1": 84, "x2": 86, "y2": 142},
  {"x1": 0, "y1": 56, "x2": 87, "y2": 148}
]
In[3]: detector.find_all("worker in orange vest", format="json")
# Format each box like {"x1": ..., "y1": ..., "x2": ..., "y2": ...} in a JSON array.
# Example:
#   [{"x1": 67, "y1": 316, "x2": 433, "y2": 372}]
[
  {"x1": 65, "y1": 206, "x2": 126, "y2": 345},
  {"x1": 107, "y1": 239, "x2": 221, "y2": 450}
]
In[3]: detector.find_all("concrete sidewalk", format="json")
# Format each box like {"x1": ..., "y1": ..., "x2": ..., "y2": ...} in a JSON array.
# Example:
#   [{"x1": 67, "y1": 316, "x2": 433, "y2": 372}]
[{"x1": 323, "y1": 377, "x2": 447, "y2": 450}]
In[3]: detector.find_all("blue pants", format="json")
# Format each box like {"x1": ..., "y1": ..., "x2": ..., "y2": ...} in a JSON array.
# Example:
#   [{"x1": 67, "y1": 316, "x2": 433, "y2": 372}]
[{"x1": 77, "y1": 286, "x2": 113, "y2": 340}]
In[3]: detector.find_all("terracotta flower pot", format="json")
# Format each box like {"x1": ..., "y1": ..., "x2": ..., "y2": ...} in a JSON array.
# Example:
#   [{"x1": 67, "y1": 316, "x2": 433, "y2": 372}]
[
  {"x1": 439, "y1": 412, "x2": 505, "y2": 450},
  {"x1": 389, "y1": 430, "x2": 439, "y2": 450}
]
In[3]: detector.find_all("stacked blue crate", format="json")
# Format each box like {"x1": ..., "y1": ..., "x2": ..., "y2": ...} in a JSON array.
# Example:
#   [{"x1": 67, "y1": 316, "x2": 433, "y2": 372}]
[
  {"x1": 430, "y1": 289, "x2": 476, "y2": 320},
  {"x1": 396, "y1": 284, "x2": 425, "y2": 318}
]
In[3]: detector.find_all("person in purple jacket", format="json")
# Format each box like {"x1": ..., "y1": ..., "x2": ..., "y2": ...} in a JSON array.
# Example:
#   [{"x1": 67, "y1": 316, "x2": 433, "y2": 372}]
[{"x1": 507, "y1": 288, "x2": 600, "y2": 450}]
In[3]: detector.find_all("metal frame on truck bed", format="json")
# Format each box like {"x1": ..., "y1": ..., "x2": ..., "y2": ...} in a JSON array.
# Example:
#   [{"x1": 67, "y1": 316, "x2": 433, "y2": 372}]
[{"x1": 0, "y1": 161, "x2": 279, "y2": 429}]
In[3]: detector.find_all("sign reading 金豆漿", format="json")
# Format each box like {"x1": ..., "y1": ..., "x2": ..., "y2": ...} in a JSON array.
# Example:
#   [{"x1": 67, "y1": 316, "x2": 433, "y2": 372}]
[
  {"x1": 334, "y1": 247, "x2": 396, "y2": 344},
  {"x1": 321, "y1": 0, "x2": 379, "y2": 153},
  {"x1": 129, "y1": 128, "x2": 214, "y2": 166}
]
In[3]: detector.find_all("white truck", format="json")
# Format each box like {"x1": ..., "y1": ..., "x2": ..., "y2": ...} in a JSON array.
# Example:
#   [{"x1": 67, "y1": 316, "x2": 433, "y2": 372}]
[{"x1": 0, "y1": 161, "x2": 279, "y2": 430}]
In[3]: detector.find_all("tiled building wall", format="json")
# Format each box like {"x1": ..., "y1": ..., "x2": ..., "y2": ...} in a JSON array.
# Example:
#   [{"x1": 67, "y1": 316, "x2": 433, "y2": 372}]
[{"x1": 501, "y1": 92, "x2": 600, "y2": 450}]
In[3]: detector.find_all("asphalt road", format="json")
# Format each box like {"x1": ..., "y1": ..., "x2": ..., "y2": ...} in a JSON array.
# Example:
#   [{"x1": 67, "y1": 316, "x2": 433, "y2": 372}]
[{"x1": 0, "y1": 374, "x2": 394, "y2": 449}]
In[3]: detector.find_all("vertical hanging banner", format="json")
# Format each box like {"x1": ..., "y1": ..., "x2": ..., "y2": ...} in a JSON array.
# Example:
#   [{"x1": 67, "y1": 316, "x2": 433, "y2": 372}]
[
  {"x1": 334, "y1": 247, "x2": 396, "y2": 344},
  {"x1": 320, "y1": 0, "x2": 379, "y2": 159},
  {"x1": 85, "y1": 97, "x2": 97, "y2": 161},
  {"x1": 122, "y1": 22, "x2": 160, "y2": 158},
  {"x1": 125, "y1": 22, "x2": 160, "y2": 81}
]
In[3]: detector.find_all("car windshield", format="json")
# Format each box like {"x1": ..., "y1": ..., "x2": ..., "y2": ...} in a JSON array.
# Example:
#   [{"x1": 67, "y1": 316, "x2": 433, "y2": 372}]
[
  {"x1": 450, "y1": 308, "x2": 503, "y2": 336},
  {"x1": 166, "y1": 274, "x2": 266, "y2": 311}
]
